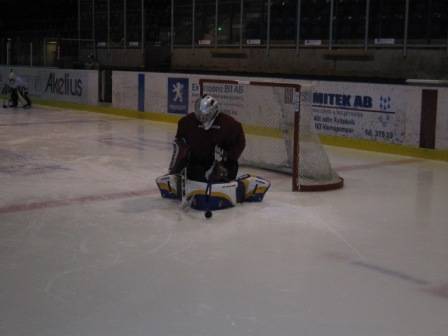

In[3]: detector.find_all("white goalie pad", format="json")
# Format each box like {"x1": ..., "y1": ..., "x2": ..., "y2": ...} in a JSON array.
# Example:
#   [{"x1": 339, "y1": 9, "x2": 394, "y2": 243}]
[
  {"x1": 236, "y1": 174, "x2": 271, "y2": 202},
  {"x1": 156, "y1": 173, "x2": 270, "y2": 209},
  {"x1": 185, "y1": 179, "x2": 238, "y2": 210},
  {"x1": 156, "y1": 174, "x2": 181, "y2": 199}
]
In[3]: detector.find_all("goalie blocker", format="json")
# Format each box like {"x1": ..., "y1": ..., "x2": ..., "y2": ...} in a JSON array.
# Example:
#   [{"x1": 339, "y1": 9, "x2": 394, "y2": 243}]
[{"x1": 156, "y1": 173, "x2": 270, "y2": 211}]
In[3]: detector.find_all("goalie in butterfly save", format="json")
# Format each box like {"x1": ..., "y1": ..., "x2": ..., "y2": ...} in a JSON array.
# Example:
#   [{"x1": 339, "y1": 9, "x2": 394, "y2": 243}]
[{"x1": 156, "y1": 95, "x2": 270, "y2": 211}]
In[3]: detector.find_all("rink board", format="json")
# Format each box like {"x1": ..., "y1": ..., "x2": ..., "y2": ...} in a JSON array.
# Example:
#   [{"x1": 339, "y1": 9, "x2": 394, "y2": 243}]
[
  {"x1": 1, "y1": 66, "x2": 447, "y2": 154},
  {"x1": 112, "y1": 71, "x2": 448, "y2": 151}
]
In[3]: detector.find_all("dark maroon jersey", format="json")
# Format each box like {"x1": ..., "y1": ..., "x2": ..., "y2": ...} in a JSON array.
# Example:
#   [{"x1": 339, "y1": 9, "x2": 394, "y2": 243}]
[{"x1": 175, "y1": 113, "x2": 246, "y2": 168}]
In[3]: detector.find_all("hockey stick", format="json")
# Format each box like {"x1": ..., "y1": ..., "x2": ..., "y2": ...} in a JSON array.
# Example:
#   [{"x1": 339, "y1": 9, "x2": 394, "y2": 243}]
[
  {"x1": 179, "y1": 168, "x2": 194, "y2": 210},
  {"x1": 203, "y1": 160, "x2": 218, "y2": 219},
  {"x1": 204, "y1": 178, "x2": 213, "y2": 219}
]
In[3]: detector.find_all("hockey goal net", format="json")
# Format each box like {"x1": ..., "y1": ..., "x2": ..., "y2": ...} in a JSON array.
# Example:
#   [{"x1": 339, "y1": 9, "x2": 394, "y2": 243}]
[{"x1": 199, "y1": 78, "x2": 343, "y2": 191}]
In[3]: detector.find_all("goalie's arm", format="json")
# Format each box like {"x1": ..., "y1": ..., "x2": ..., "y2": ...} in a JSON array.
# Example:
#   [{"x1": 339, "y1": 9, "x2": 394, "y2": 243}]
[
  {"x1": 226, "y1": 121, "x2": 246, "y2": 161},
  {"x1": 169, "y1": 118, "x2": 191, "y2": 174},
  {"x1": 168, "y1": 138, "x2": 190, "y2": 174}
]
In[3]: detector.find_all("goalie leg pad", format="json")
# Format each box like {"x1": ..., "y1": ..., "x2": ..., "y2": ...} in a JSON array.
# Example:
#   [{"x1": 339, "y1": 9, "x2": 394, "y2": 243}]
[
  {"x1": 236, "y1": 174, "x2": 271, "y2": 202},
  {"x1": 156, "y1": 174, "x2": 182, "y2": 199},
  {"x1": 186, "y1": 179, "x2": 238, "y2": 211},
  {"x1": 18, "y1": 87, "x2": 31, "y2": 107}
]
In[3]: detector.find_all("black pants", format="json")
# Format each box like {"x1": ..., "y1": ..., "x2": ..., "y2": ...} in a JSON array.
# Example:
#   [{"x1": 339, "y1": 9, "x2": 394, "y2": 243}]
[
  {"x1": 10, "y1": 88, "x2": 18, "y2": 107},
  {"x1": 187, "y1": 160, "x2": 239, "y2": 182}
]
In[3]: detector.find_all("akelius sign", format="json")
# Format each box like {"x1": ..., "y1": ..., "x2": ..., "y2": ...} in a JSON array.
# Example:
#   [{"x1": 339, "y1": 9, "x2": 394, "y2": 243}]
[{"x1": 45, "y1": 72, "x2": 83, "y2": 97}]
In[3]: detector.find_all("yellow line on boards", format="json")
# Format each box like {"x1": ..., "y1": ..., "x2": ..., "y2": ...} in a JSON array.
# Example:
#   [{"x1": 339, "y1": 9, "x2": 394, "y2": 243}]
[{"x1": 33, "y1": 99, "x2": 448, "y2": 162}]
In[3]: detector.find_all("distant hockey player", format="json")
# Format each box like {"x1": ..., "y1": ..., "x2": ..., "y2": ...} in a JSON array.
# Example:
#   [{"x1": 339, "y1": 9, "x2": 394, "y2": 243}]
[
  {"x1": 7, "y1": 70, "x2": 32, "y2": 108},
  {"x1": 156, "y1": 95, "x2": 270, "y2": 213}
]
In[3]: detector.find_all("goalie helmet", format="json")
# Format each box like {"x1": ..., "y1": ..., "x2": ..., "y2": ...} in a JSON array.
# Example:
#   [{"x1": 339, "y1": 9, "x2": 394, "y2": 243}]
[{"x1": 194, "y1": 95, "x2": 219, "y2": 130}]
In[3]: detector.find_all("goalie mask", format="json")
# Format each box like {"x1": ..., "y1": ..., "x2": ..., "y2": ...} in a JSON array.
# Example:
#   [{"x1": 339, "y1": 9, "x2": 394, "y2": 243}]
[{"x1": 194, "y1": 95, "x2": 219, "y2": 130}]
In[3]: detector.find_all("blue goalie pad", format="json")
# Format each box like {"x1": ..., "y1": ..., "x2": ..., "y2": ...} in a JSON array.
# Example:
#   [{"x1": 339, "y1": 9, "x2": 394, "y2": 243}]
[
  {"x1": 190, "y1": 194, "x2": 235, "y2": 211},
  {"x1": 186, "y1": 179, "x2": 238, "y2": 211}
]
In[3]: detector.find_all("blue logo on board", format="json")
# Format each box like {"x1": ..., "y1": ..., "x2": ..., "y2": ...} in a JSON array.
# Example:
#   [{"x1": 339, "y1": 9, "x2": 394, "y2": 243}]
[{"x1": 168, "y1": 78, "x2": 189, "y2": 114}]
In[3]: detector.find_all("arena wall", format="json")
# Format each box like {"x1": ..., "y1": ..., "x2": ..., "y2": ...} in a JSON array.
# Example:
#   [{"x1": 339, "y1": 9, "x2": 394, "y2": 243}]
[
  {"x1": 171, "y1": 48, "x2": 448, "y2": 80},
  {"x1": 1, "y1": 66, "x2": 446, "y2": 156},
  {"x1": 0, "y1": 66, "x2": 98, "y2": 105},
  {"x1": 112, "y1": 71, "x2": 448, "y2": 152}
]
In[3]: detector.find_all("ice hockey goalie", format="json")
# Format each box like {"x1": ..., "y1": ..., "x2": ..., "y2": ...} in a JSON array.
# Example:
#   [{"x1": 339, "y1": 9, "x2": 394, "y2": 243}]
[{"x1": 156, "y1": 95, "x2": 270, "y2": 211}]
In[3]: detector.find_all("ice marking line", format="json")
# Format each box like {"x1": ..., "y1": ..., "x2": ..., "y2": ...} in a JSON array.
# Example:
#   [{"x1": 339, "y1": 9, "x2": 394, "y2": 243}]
[
  {"x1": 98, "y1": 136, "x2": 171, "y2": 151},
  {"x1": 0, "y1": 118, "x2": 126, "y2": 127},
  {"x1": 0, "y1": 164, "x2": 70, "y2": 175},
  {"x1": 0, "y1": 188, "x2": 159, "y2": 214},
  {"x1": 424, "y1": 283, "x2": 448, "y2": 299},
  {"x1": 336, "y1": 158, "x2": 420, "y2": 172},
  {"x1": 352, "y1": 261, "x2": 430, "y2": 286},
  {"x1": 321, "y1": 221, "x2": 365, "y2": 261}
]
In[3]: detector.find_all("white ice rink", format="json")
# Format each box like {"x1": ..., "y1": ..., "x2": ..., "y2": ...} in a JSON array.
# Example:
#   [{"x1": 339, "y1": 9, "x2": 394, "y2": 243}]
[{"x1": 1, "y1": 106, "x2": 447, "y2": 336}]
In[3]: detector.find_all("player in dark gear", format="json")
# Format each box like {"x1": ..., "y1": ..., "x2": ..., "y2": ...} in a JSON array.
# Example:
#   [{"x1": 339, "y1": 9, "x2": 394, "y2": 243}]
[
  {"x1": 172, "y1": 95, "x2": 246, "y2": 183},
  {"x1": 156, "y1": 95, "x2": 270, "y2": 212},
  {"x1": 7, "y1": 70, "x2": 32, "y2": 108}
]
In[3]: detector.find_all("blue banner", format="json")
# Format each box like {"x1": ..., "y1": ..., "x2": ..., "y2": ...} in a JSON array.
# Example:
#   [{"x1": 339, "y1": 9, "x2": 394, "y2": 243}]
[
  {"x1": 138, "y1": 73, "x2": 145, "y2": 112},
  {"x1": 167, "y1": 78, "x2": 189, "y2": 114}
]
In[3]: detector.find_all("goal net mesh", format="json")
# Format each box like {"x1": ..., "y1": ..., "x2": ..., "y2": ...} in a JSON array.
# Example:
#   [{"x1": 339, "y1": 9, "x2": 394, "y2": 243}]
[{"x1": 200, "y1": 79, "x2": 343, "y2": 191}]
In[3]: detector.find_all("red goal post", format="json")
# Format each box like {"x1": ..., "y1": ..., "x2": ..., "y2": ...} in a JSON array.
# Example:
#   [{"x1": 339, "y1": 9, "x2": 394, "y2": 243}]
[{"x1": 199, "y1": 78, "x2": 344, "y2": 192}]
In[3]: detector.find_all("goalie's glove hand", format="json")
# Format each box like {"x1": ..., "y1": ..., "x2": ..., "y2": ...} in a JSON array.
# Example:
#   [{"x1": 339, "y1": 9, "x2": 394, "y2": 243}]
[
  {"x1": 205, "y1": 161, "x2": 229, "y2": 182},
  {"x1": 214, "y1": 145, "x2": 227, "y2": 162}
]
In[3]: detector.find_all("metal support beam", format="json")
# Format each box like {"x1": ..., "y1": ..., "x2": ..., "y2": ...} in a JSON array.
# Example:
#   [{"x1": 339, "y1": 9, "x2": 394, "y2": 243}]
[
  {"x1": 192, "y1": 0, "x2": 196, "y2": 49},
  {"x1": 43, "y1": 39, "x2": 46, "y2": 66},
  {"x1": 404, "y1": 0, "x2": 409, "y2": 57},
  {"x1": 142, "y1": 0, "x2": 145, "y2": 53},
  {"x1": 78, "y1": 0, "x2": 81, "y2": 55},
  {"x1": 296, "y1": 0, "x2": 302, "y2": 55},
  {"x1": 215, "y1": 0, "x2": 218, "y2": 48},
  {"x1": 6, "y1": 39, "x2": 11, "y2": 66},
  {"x1": 266, "y1": 0, "x2": 271, "y2": 55},
  {"x1": 92, "y1": 0, "x2": 95, "y2": 42},
  {"x1": 329, "y1": 0, "x2": 334, "y2": 50},
  {"x1": 107, "y1": 0, "x2": 110, "y2": 50},
  {"x1": 364, "y1": 0, "x2": 370, "y2": 51},
  {"x1": 124, "y1": 0, "x2": 127, "y2": 48},
  {"x1": 171, "y1": 0, "x2": 174, "y2": 52},
  {"x1": 239, "y1": 0, "x2": 243, "y2": 49}
]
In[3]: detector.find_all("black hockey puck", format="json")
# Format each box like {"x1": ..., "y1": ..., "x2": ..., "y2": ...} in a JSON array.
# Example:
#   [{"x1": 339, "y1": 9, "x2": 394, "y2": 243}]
[{"x1": 205, "y1": 210, "x2": 212, "y2": 219}]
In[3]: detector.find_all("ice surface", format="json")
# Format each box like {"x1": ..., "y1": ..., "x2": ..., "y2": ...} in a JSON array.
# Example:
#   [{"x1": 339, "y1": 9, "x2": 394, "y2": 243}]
[{"x1": 1, "y1": 106, "x2": 447, "y2": 336}]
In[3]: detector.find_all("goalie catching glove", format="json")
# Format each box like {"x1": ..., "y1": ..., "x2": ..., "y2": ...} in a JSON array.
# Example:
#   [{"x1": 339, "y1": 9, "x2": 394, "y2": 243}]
[
  {"x1": 213, "y1": 145, "x2": 227, "y2": 162},
  {"x1": 204, "y1": 145, "x2": 230, "y2": 182}
]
